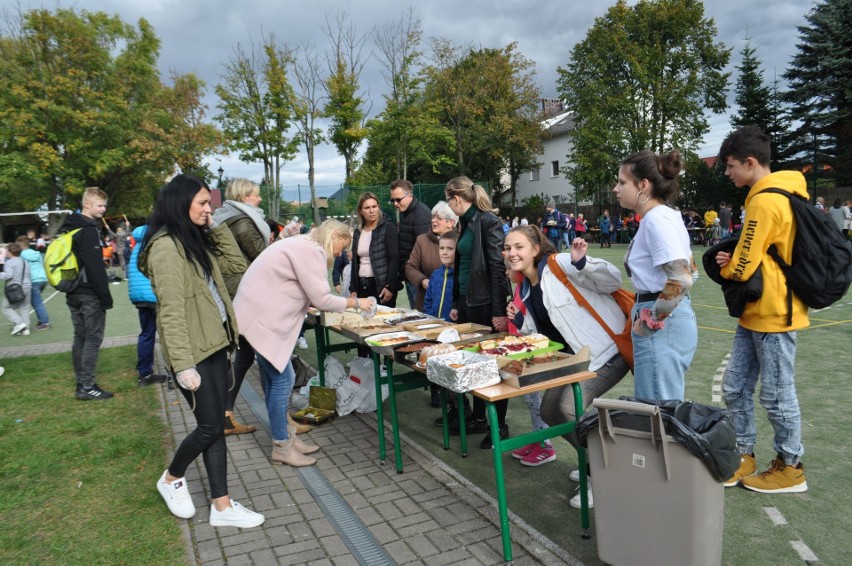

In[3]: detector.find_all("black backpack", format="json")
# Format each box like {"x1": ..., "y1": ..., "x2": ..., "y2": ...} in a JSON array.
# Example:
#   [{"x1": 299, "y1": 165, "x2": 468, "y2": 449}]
[{"x1": 762, "y1": 188, "x2": 852, "y2": 325}]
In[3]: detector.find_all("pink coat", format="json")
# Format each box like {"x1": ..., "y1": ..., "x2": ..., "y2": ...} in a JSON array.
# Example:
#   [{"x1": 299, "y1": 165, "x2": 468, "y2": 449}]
[{"x1": 234, "y1": 236, "x2": 347, "y2": 372}]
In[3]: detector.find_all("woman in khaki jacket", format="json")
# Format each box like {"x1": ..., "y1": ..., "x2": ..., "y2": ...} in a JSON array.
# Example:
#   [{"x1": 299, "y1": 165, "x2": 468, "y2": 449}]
[{"x1": 140, "y1": 174, "x2": 264, "y2": 529}]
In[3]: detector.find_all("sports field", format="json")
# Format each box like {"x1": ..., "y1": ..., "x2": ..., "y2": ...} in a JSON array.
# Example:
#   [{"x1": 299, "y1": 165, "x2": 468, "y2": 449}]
[{"x1": 1, "y1": 244, "x2": 849, "y2": 565}]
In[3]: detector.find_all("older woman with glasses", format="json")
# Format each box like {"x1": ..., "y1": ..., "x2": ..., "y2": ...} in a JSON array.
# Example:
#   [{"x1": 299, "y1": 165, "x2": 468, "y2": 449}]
[{"x1": 404, "y1": 201, "x2": 459, "y2": 312}]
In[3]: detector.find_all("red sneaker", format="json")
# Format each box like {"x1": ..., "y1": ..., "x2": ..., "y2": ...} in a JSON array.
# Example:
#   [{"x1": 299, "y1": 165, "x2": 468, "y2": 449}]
[
  {"x1": 520, "y1": 444, "x2": 556, "y2": 467},
  {"x1": 511, "y1": 443, "x2": 537, "y2": 459}
]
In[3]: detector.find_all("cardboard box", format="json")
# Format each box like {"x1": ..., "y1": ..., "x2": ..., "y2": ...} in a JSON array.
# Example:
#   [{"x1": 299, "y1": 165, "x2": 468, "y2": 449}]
[
  {"x1": 292, "y1": 386, "x2": 337, "y2": 424},
  {"x1": 416, "y1": 322, "x2": 491, "y2": 341},
  {"x1": 400, "y1": 319, "x2": 450, "y2": 333},
  {"x1": 461, "y1": 333, "x2": 564, "y2": 359},
  {"x1": 339, "y1": 319, "x2": 395, "y2": 337},
  {"x1": 498, "y1": 346, "x2": 591, "y2": 388}
]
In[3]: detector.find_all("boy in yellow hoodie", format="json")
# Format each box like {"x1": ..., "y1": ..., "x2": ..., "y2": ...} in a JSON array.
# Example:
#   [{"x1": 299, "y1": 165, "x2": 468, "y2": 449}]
[{"x1": 715, "y1": 125, "x2": 808, "y2": 493}]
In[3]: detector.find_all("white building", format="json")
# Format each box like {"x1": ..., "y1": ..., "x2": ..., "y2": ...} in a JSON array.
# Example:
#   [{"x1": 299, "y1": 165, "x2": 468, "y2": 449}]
[{"x1": 507, "y1": 107, "x2": 579, "y2": 208}]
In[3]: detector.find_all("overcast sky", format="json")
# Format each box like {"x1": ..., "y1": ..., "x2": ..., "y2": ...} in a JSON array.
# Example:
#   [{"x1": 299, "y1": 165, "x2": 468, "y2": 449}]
[{"x1": 6, "y1": 0, "x2": 817, "y2": 201}]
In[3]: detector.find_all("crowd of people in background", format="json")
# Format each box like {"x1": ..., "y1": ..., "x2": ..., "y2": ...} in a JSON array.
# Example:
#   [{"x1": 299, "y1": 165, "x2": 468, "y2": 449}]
[{"x1": 3, "y1": 126, "x2": 850, "y2": 528}]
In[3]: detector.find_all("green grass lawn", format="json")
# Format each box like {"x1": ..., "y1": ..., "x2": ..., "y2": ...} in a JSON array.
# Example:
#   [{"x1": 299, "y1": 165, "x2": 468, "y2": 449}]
[{"x1": 0, "y1": 346, "x2": 186, "y2": 565}]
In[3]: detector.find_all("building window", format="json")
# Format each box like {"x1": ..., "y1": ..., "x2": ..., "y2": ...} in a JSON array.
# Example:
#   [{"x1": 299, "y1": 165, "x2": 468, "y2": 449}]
[
  {"x1": 551, "y1": 160, "x2": 560, "y2": 177},
  {"x1": 530, "y1": 168, "x2": 540, "y2": 181}
]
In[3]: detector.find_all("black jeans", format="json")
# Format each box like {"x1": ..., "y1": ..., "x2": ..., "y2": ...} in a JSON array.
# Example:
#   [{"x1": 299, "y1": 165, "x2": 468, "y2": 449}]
[
  {"x1": 67, "y1": 293, "x2": 106, "y2": 388},
  {"x1": 458, "y1": 298, "x2": 508, "y2": 426},
  {"x1": 228, "y1": 334, "x2": 257, "y2": 411},
  {"x1": 170, "y1": 348, "x2": 229, "y2": 499},
  {"x1": 136, "y1": 306, "x2": 157, "y2": 378}
]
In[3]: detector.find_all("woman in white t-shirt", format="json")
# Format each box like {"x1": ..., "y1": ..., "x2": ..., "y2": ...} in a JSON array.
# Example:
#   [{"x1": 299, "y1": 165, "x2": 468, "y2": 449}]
[{"x1": 613, "y1": 150, "x2": 697, "y2": 401}]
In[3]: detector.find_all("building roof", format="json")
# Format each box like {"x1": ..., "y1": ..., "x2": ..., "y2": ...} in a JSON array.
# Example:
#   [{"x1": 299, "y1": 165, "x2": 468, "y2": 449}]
[{"x1": 543, "y1": 110, "x2": 575, "y2": 137}]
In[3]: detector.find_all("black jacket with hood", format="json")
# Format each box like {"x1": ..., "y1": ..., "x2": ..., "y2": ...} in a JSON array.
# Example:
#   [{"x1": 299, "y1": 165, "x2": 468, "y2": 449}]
[{"x1": 61, "y1": 212, "x2": 113, "y2": 310}]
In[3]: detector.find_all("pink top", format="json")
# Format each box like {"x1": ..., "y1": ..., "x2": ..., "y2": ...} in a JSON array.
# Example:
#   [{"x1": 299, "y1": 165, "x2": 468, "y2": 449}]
[{"x1": 234, "y1": 235, "x2": 347, "y2": 372}]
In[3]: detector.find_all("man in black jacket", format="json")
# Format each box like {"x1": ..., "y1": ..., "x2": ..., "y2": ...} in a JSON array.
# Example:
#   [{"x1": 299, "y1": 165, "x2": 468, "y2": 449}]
[
  {"x1": 390, "y1": 179, "x2": 432, "y2": 308},
  {"x1": 62, "y1": 187, "x2": 114, "y2": 400}
]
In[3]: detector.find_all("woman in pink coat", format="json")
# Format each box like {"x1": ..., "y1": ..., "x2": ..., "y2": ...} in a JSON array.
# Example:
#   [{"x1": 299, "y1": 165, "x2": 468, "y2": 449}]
[{"x1": 234, "y1": 219, "x2": 375, "y2": 468}]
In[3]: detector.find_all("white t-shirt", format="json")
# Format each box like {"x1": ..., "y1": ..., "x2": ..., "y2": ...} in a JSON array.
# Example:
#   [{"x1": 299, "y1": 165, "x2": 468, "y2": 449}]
[
  {"x1": 625, "y1": 205, "x2": 691, "y2": 294},
  {"x1": 357, "y1": 230, "x2": 374, "y2": 278}
]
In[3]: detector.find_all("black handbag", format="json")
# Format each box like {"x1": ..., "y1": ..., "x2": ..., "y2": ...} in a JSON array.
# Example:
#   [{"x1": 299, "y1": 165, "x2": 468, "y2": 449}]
[{"x1": 4, "y1": 261, "x2": 27, "y2": 305}]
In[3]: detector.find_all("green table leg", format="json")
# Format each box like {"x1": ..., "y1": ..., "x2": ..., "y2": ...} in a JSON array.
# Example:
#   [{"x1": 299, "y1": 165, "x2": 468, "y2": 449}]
[
  {"x1": 441, "y1": 389, "x2": 450, "y2": 450},
  {"x1": 371, "y1": 351, "x2": 386, "y2": 463},
  {"x1": 457, "y1": 392, "x2": 468, "y2": 457},
  {"x1": 385, "y1": 356, "x2": 404, "y2": 473},
  {"x1": 486, "y1": 402, "x2": 512, "y2": 561},
  {"x1": 313, "y1": 323, "x2": 326, "y2": 386},
  {"x1": 571, "y1": 382, "x2": 591, "y2": 533}
]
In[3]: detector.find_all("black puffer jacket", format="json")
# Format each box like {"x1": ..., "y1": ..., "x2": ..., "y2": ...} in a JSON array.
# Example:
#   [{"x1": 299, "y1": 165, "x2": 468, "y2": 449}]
[
  {"x1": 452, "y1": 208, "x2": 510, "y2": 317},
  {"x1": 702, "y1": 238, "x2": 763, "y2": 318},
  {"x1": 398, "y1": 197, "x2": 432, "y2": 266},
  {"x1": 350, "y1": 214, "x2": 400, "y2": 295},
  {"x1": 61, "y1": 213, "x2": 113, "y2": 310}
]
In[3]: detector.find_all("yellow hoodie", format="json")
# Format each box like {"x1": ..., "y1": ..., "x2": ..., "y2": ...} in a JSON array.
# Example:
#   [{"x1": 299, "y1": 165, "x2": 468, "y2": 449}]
[{"x1": 720, "y1": 171, "x2": 810, "y2": 332}]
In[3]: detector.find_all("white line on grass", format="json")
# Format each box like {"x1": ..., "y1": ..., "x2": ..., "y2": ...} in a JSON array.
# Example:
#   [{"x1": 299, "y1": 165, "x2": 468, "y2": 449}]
[
  {"x1": 789, "y1": 540, "x2": 819, "y2": 562},
  {"x1": 711, "y1": 353, "x2": 730, "y2": 403},
  {"x1": 762, "y1": 506, "x2": 788, "y2": 525}
]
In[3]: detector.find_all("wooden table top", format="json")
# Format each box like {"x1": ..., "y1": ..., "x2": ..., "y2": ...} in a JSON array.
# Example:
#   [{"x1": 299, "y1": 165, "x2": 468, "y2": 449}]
[{"x1": 472, "y1": 370, "x2": 597, "y2": 402}]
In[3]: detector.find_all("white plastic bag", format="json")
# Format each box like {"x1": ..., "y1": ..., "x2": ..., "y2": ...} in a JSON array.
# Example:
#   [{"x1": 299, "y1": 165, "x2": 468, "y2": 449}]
[
  {"x1": 324, "y1": 355, "x2": 368, "y2": 417},
  {"x1": 348, "y1": 357, "x2": 389, "y2": 413}
]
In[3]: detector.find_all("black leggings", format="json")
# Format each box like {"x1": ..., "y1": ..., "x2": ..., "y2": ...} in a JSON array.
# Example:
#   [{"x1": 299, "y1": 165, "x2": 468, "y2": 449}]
[
  {"x1": 228, "y1": 334, "x2": 256, "y2": 411},
  {"x1": 459, "y1": 299, "x2": 508, "y2": 426},
  {"x1": 170, "y1": 348, "x2": 229, "y2": 499}
]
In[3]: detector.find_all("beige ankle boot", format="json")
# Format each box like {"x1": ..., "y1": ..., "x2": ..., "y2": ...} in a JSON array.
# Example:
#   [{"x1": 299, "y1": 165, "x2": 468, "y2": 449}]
[
  {"x1": 224, "y1": 410, "x2": 256, "y2": 435},
  {"x1": 288, "y1": 425, "x2": 320, "y2": 454},
  {"x1": 287, "y1": 412, "x2": 314, "y2": 434},
  {"x1": 271, "y1": 438, "x2": 316, "y2": 467}
]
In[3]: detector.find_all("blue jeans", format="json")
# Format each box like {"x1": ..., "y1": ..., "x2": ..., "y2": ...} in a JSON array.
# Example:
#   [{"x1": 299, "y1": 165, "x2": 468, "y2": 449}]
[
  {"x1": 256, "y1": 354, "x2": 295, "y2": 442},
  {"x1": 136, "y1": 306, "x2": 156, "y2": 377},
  {"x1": 404, "y1": 280, "x2": 417, "y2": 309},
  {"x1": 632, "y1": 295, "x2": 697, "y2": 401},
  {"x1": 31, "y1": 281, "x2": 49, "y2": 325},
  {"x1": 722, "y1": 326, "x2": 803, "y2": 465},
  {"x1": 562, "y1": 232, "x2": 571, "y2": 250},
  {"x1": 67, "y1": 293, "x2": 106, "y2": 388}
]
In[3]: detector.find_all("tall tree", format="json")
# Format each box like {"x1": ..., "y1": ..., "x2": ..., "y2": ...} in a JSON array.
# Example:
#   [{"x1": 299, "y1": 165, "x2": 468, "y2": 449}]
[
  {"x1": 289, "y1": 43, "x2": 326, "y2": 227},
  {"x1": 729, "y1": 40, "x2": 795, "y2": 170},
  {"x1": 423, "y1": 41, "x2": 543, "y2": 189},
  {"x1": 0, "y1": 8, "x2": 174, "y2": 221},
  {"x1": 783, "y1": 0, "x2": 852, "y2": 186},
  {"x1": 322, "y1": 11, "x2": 369, "y2": 184},
  {"x1": 556, "y1": 0, "x2": 730, "y2": 201},
  {"x1": 215, "y1": 35, "x2": 298, "y2": 219}
]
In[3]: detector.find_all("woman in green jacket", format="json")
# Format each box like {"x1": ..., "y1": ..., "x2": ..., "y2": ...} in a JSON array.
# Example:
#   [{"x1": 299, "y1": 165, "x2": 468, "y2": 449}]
[{"x1": 140, "y1": 174, "x2": 263, "y2": 529}]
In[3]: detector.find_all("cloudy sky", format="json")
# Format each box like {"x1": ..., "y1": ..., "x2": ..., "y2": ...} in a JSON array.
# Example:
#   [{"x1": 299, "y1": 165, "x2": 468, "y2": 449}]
[{"x1": 6, "y1": 0, "x2": 817, "y2": 201}]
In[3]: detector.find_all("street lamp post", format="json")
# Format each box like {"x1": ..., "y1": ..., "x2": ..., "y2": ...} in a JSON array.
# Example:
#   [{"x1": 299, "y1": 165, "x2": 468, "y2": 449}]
[{"x1": 217, "y1": 166, "x2": 224, "y2": 188}]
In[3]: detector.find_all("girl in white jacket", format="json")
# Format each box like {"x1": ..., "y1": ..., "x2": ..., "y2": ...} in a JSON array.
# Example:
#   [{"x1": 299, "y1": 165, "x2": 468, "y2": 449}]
[{"x1": 505, "y1": 227, "x2": 632, "y2": 508}]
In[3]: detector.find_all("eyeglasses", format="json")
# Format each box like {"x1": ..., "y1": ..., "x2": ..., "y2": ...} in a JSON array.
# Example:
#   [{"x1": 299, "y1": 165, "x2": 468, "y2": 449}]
[{"x1": 390, "y1": 193, "x2": 411, "y2": 204}]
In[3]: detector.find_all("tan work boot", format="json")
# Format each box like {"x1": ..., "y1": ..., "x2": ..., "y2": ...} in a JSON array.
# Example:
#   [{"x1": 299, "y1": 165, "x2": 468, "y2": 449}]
[
  {"x1": 287, "y1": 412, "x2": 314, "y2": 434},
  {"x1": 288, "y1": 424, "x2": 320, "y2": 454},
  {"x1": 723, "y1": 453, "x2": 756, "y2": 487},
  {"x1": 271, "y1": 438, "x2": 316, "y2": 467},
  {"x1": 224, "y1": 410, "x2": 257, "y2": 435}
]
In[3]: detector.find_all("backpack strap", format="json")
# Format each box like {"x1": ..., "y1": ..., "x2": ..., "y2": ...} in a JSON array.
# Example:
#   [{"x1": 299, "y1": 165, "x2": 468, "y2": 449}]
[
  {"x1": 546, "y1": 254, "x2": 619, "y2": 344},
  {"x1": 761, "y1": 188, "x2": 796, "y2": 326}
]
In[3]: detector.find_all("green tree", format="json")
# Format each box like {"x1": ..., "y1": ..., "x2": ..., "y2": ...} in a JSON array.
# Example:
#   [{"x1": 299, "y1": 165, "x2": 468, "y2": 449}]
[
  {"x1": 215, "y1": 36, "x2": 298, "y2": 220},
  {"x1": 783, "y1": 0, "x2": 852, "y2": 186},
  {"x1": 0, "y1": 8, "x2": 175, "y2": 222},
  {"x1": 556, "y1": 0, "x2": 730, "y2": 200},
  {"x1": 289, "y1": 43, "x2": 326, "y2": 227},
  {"x1": 322, "y1": 11, "x2": 368, "y2": 184},
  {"x1": 729, "y1": 40, "x2": 795, "y2": 170}
]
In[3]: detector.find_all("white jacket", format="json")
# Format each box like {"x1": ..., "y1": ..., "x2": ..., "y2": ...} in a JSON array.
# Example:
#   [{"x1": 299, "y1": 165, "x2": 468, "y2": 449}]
[{"x1": 519, "y1": 254, "x2": 626, "y2": 372}]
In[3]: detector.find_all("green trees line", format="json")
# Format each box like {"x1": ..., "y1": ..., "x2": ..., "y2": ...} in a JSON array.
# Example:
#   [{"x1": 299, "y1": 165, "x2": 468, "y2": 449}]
[{"x1": 1, "y1": 0, "x2": 848, "y2": 223}]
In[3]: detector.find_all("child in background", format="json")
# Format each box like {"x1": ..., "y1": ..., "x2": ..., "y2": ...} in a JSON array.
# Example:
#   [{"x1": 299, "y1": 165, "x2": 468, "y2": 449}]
[{"x1": 423, "y1": 232, "x2": 458, "y2": 321}]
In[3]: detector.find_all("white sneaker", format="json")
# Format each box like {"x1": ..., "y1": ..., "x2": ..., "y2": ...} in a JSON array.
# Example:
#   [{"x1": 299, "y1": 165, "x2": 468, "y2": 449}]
[
  {"x1": 157, "y1": 470, "x2": 196, "y2": 519},
  {"x1": 569, "y1": 469, "x2": 581, "y2": 482},
  {"x1": 210, "y1": 500, "x2": 265, "y2": 528},
  {"x1": 297, "y1": 336, "x2": 308, "y2": 350},
  {"x1": 20, "y1": 327, "x2": 30, "y2": 336},
  {"x1": 569, "y1": 480, "x2": 593, "y2": 509},
  {"x1": 11, "y1": 323, "x2": 26, "y2": 335}
]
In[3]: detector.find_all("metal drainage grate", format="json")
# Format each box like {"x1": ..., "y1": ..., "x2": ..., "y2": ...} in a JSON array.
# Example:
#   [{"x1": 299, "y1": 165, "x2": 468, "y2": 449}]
[{"x1": 241, "y1": 380, "x2": 396, "y2": 566}]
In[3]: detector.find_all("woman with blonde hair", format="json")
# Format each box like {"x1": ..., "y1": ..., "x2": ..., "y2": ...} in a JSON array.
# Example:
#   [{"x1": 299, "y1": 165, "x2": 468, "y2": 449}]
[
  {"x1": 212, "y1": 177, "x2": 270, "y2": 436},
  {"x1": 234, "y1": 219, "x2": 375, "y2": 468},
  {"x1": 445, "y1": 176, "x2": 511, "y2": 448}
]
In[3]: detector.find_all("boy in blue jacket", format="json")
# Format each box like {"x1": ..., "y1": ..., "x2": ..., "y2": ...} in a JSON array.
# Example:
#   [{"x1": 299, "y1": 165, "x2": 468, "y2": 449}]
[{"x1": 423, "y1": 231, "x2": 458, "y2": 321}]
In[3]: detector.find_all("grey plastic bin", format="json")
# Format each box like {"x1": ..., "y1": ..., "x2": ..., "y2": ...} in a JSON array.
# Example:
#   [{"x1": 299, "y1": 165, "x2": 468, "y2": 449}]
[{"x1": 587, "y1": 399, "x2": 724, "y2": 566}]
